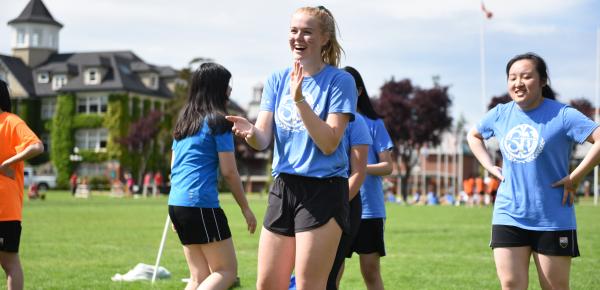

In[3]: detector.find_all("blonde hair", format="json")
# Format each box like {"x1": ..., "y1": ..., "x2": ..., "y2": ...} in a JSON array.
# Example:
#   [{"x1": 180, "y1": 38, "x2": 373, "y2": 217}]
[{"x1": 295, "y1": 6, "x2": 344, "y2": 67}]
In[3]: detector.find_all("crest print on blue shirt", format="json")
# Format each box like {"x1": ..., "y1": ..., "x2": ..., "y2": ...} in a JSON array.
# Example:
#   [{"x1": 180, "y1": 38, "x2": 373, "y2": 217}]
[
  {"x1": 502, "y1": 124, "x2": 545, "y2": 163},
  {"x1": 276, "y1": 91, "x2": 322, "y2": 132}
]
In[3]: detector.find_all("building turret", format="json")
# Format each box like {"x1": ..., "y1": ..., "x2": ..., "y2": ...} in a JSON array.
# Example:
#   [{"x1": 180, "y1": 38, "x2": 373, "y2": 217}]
[{"x1": 8, "y1": 0, "x2": 63, "y2": 67}]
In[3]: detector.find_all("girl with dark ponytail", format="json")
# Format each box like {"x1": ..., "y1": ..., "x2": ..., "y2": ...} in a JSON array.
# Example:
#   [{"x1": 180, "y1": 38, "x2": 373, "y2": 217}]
[{"x1": 468, "y1": 53, "x2": 600, "y2": 289}]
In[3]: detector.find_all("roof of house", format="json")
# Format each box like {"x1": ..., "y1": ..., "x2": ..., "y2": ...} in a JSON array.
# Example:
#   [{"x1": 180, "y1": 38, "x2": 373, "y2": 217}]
[
  {"x1": 8, "y1": 0, "x2": 63, "y2": 28},
  {"x1": 1, "y1": 51, "x2": 177, "y2": 99},
  {"x1": 0, "y1": 55, "x2": 36, "y2": 95}
]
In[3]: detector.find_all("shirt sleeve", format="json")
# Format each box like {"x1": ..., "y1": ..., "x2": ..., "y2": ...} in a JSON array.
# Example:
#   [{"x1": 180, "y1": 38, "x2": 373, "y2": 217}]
[
  {"x1": 563, "y1": 106, "x2": 599, "y2": 144},
  {"x1": 476, "y1": 105, "x2": 500, "y2": 140},
  {"x1": 13, "y1": 120, "x2": 41, "y2": 154},
  {"x1": 259, "y1": 71, "x2": 281, "y2": 112},
  {"x1": 350, "y1": 117, "x2": 373, "y2": 146},
  {"x1": 373, "y1": 119, "x2": 394, "y2": 153},
  {"x1": 215, "y1": 131, "x2": 235, "y2": 152},
  {"x1": 328, "y1": 72, "x2": 357, "y2": 121}
]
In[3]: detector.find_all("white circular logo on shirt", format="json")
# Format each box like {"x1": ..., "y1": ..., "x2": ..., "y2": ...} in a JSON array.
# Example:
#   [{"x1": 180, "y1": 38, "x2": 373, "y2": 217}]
[
  {"x1": 276, "y1": 92, "x2": 321, "y2": 132},
  {"x1": 502, "y1": 124, "x2": 545, "y2": 163}
]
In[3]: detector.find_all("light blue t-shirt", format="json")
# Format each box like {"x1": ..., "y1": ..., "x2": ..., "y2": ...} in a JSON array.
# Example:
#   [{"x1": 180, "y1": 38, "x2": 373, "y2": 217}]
[
  {"x1": 260, "y1": 65, "x2": 357, "y2": 178},
  {"x1": 342, "y1": 114, "x2": 373, "y2": 174},
  {"x1": 360, "y1": 115, "x2": 394, "y2": 219},
  {"x1": 477, "y1": 99, "x2": 598, "y2": 230},
  {"x1": 168, "y1": 120, "x2": 235, "y2": 208}
]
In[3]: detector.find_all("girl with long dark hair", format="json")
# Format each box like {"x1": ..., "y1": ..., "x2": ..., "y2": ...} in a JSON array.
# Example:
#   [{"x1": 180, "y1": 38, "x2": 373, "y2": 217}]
[
  {"x1": 169, "y1": 63, "x2": 256, "y2": 290},
  {"x1": 341, "y1": 66, "x2": 394, "y2": 290}
]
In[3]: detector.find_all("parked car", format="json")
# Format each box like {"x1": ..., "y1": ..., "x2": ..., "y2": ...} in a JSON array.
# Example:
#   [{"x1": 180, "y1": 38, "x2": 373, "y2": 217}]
[{"x1": 23, "y1": 167, "x2": 57, "y2": 191}]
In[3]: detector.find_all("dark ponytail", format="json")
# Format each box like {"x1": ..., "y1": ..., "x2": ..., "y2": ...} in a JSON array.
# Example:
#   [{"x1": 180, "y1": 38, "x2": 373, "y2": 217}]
[
  {"x1": 0, "y1": 79, "x2": 12, "y2": 112},
  {"x1": 506, "y1": 52, "x2": 556, "y2": 100}
]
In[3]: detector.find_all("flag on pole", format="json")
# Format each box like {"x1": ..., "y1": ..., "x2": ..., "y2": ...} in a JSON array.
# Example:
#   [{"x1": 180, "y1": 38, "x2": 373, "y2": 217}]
[{"x1": 481, "y1": 1, "x2": 493, "y2": 19}]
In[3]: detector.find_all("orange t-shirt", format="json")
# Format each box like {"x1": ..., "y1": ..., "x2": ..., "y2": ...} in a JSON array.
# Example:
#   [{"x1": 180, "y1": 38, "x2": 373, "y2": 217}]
[
  {"x1": 487, "y1": 178, "x2": 500, "y2": 194},
  {"x1": 463, "y1": 178, "x2": 474, "y2": 195},
  {"x1": 0, "y1": 112, "x2": 41, "y2": 221},
  {"x1": 475, "y1": 177, "x2": 484, "y2": 194}
]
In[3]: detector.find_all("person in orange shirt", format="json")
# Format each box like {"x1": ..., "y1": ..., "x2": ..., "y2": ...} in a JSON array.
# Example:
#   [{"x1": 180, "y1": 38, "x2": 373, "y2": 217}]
[
  {"x1": 475, "y1": 176, "x2": 485, "y2": 206},
  {"x1": 0, "y1": 80, "x2": 44, "y2": 290},
  {"x1": 486, "y1": 176, "x2": 500, "y2": 204},
  {"x1": 463, "y1": 176, "x2": 475, "y2": 206}
]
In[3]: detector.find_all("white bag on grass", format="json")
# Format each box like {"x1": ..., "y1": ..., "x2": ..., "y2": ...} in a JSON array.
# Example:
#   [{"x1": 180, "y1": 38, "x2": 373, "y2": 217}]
[{"x1": 111, "y1": 263, "x2": 170, "y2": 281}]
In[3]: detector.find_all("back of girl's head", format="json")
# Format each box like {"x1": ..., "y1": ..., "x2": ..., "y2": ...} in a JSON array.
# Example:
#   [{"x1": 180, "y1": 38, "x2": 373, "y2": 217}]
[
  {"x1": 295, "y1": 6, "x2": 344, "y2": 67},
  {"x1": 505, "y1": 52, "x2": 556, "y2": 100},
  {"x1": 173, "y1": 62, "x2": 232, "y2": 140},
  {"x1": 0, "y1": 79, "x2": 11, "y2": 112},
  {"x1": 342, "y1": 66, "x2": 381, "y2": 120}
]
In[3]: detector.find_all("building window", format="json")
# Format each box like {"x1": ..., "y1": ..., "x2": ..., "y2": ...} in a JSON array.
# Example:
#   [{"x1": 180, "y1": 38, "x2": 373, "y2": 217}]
[
  {"x1": 150, "y1": 74, "x2": 158, "y2": 90},
  {"x1": 77, "y1": 96, "x2": 108, "y2": 114},
  {"x1": 52, "y1": 74, "x2": 67, "y2": 90},
  {"x1": 38, "y1": 72, "x2": 49, "y2": 83},
  {"x1": 16, "y1": 29, "x2": 25, "y2": 46},
  {"x1": 32, "y1": 30, "x2": 41, "y2": 47},
  {"x1": 85, "y1": 68, "x2": 100, "y2": 85},
  {"x1": 75, "y1": 128, "x2": 108, "y2": 151},
  {"x1": 41, "y1": 98, "x2": 56, "y2": 120}
]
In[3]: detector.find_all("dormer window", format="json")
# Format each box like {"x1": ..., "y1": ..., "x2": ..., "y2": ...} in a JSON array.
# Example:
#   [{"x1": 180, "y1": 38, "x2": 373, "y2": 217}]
[
  {"x1": 52, "y1": 74, "x2": 67, "y2": 90},
  {"x1": 38, "y1": 72, "x2": 49, "y2": 83},
  {"x1": 150, "y1": 74, "x2": 158, "y2": 90},
  {"x1": 85, "y1": 68, "x2": 100, "y2": 85}
]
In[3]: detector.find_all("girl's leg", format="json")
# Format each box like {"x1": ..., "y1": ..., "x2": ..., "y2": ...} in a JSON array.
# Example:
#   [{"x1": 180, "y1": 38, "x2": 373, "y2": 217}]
[
  {"x1": 182, "y1": 244, "x2": 211, "y2": 290},
  {"x1": 197, "y1": 238, "x2": 238, "y2": 290},
  {"x1": 493, "y1": 247, "x2": 531, "y2": 290},
  {"x1": 295, "y1": 218, "x2": 342, "y2": 290},
  {"x1": 256, "y1": 227, "x2": 295, "y2": 290},
  {"x1": 359, "y1": 253, "x2": 384, "y2": 290},
  {"x1": 0, "y1": 251, "x2": 24, "y2": 290},
  {"x1": 532, "y1": 253, "x2": 571, "y2": 290}
]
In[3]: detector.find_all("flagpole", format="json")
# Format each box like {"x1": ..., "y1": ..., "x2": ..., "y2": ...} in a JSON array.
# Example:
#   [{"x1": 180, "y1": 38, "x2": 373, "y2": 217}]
[
  {"x1": 594, "y1": 26, "x2": 600, "y2": 206},
  {"x1": 480, "y1": 11, "x2": 487, "y2": 113}
]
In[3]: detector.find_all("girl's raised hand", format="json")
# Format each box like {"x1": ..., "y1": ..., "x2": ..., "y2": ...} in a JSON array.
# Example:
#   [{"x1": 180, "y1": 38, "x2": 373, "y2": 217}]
[
  {"x1": 225, "y1": 116, "x2": 254, "y2": 139},
  {"x1": 290, "y1": 60, "x2": 304, "y2": 103}
]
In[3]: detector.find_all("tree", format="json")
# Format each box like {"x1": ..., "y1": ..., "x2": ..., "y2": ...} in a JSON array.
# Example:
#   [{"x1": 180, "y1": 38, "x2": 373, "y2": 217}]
[
  {"x1": 569, "y1": 98, "x2": 594, "y2": 119},
  {"x1": 119, "y1": 111, "x2": 162, "y2": 188},
  {"x1": 377, "y1": 78, "x2": 452, "y2": 200},
  {"x1": 488, "y1": 93, "x2": 512, "y2": 110}
]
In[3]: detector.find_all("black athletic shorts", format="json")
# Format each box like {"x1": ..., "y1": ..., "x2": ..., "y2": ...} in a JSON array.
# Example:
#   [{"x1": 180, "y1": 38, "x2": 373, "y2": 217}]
[
  {"x1": 348, "y1": 218, "x2": 386, "y2": 257},
  {"x1": 263, "y1": 173, "x2": 349, "y2": 237},
  {"x1": 0, "y1": 221, "x2": 22, "y2": 253},
  {"x1": 169, "y1": 206, "x2": 232, "y2": 245},
  {"x1": 490, "y1": 225, "x2": 580, "y2": 257}
]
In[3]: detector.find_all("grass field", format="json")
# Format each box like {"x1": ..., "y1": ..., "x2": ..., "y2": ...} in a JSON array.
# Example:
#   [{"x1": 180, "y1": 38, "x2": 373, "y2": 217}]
[{"x1": 2, "y1": 191, "x2": 600, "y2": 289}]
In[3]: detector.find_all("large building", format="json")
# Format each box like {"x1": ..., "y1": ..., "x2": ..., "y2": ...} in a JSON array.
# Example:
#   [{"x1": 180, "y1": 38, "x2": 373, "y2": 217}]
[{"x1": 0, "y1": 0, "x2": 179, "y2": 186}]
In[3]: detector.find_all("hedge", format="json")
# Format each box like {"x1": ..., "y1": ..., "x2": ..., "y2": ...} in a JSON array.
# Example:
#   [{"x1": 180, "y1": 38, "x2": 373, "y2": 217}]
[{"x1": 51, "y1": 94, "x2": 75, "y2": 188}]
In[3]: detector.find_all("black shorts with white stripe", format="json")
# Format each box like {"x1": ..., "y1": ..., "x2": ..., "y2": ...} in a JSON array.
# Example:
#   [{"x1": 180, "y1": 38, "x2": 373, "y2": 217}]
[{"x1": 169, "y1": 206, "x2": 232, "y2": 245}]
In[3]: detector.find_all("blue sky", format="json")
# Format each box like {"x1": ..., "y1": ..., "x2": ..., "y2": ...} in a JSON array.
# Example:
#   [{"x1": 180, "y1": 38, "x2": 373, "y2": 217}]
[{"x1": 1, "y1": 0, "x2": 599, "y2": 127}]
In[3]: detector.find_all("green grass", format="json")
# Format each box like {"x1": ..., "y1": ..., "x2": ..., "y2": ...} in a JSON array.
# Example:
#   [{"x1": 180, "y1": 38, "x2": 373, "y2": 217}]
[{"x1": 2, "y1": 191, "x2": 600, "y2": 289}]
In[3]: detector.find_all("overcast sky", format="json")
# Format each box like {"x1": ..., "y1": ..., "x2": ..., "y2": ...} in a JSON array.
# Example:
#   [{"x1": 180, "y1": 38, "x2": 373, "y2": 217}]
[{"x1": 1, "y1": 0, "x2": 599, "y2": 127}]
